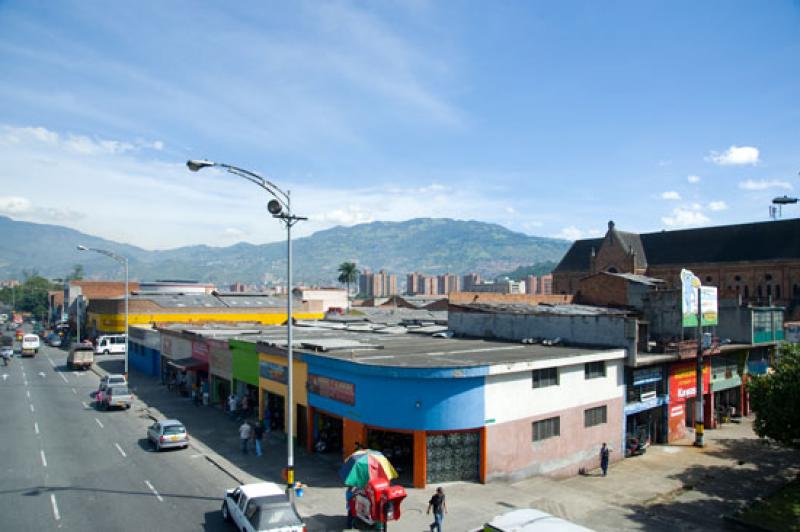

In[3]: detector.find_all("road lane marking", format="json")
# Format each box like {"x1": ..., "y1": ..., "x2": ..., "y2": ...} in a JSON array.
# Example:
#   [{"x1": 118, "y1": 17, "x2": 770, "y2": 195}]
[
  {"x1": 59, "y1": 373, "x2": 68, "y2": 383},
  {"x1": 29, "y1": 404, "x2": 35, "y2": 413},
  {"x1": 26, "y1": 390, "x2": 30, "y2": 399},
  {"x1": 95, "y1": 418, "x2": 104, "y2": 428},
  {"x1": 82, "y1": 401, "x2": 90, "y2": 409},
  {"x1": 40, "y1": 450, "x2": 47, "y2": 467},
  {"x1": 71, "y1": 388, "x2": 77, "y2": 394},
  {"x1": 144, "y1": 480, "x2": 163, "y2": 502},
  {"x1": 47, "y1": 358, "x2": 55, "y2": 367},
  {"x1": 50, "y1": 494, "x2": 60, "y2": 521},
  {"x1": 115, "y1": 443, "x2": 127, "y2": 457},
  {"x1": 34, "y1": 422, "x2": 39, "y2": 435}
]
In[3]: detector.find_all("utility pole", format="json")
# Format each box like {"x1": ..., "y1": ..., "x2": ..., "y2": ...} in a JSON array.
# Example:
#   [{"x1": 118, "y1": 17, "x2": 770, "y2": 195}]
[{"x1": 694, "y1": 288, "x2": 704, "y2": 447}]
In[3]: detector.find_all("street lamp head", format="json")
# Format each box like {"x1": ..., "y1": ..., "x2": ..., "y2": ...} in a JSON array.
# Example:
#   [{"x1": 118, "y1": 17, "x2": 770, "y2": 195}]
[
  {"x1": 267, "y1": 199, "x2": 284, "y2": 216},
  {"x1": 76, "y1": 245, "x2": 89, "y2": 251},
  {"x1": 186, "y1": 159, "x2": 215, "y2": 172}
]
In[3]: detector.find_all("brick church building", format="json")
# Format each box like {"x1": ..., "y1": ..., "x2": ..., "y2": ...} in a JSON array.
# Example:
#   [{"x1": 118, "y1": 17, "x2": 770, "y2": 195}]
[{"x1": 553, "y1": 218, "x2": 800, "y2": 319}]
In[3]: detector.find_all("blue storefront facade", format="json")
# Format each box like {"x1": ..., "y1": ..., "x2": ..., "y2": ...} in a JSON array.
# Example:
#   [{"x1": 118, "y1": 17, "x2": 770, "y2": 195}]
[
  {"x1": 302, "y1": 353, "x2": 487, "y2": 488},
  {"x1": 128, "y1": 326, "x2": 161, "y2": 377}
]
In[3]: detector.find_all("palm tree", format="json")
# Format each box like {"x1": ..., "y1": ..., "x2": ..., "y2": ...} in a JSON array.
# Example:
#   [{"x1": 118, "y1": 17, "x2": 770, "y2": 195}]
[{"x1": 337, "y1": 262, "x2": 359, "y2": 312}]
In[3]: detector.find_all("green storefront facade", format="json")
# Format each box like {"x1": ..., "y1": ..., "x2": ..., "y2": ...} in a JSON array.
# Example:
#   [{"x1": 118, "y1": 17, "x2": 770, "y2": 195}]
[{"x1": 230, "y1": 338, "x2": 260, "y2": 405}]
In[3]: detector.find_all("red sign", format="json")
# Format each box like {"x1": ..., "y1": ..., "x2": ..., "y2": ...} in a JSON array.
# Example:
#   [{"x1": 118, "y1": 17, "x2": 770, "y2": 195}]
[
  {"x1": 191, "y1": 341, "x2": 209, "y2": 362},
  {"x1": 669, "y1": 360, "x2": 710, "y2": 402},
  {"x1": 307, "y1": 373, "x2": 355, "y2": 405}
]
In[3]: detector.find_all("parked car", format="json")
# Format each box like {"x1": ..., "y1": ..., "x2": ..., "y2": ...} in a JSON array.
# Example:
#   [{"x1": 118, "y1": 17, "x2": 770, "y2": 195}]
[
  {"x1": 477, "y1": 509, "x2": 594, "y2": 532},
  {"x1": 46, "y1": 333, "x2": 62, "y2": 348},
  {"x1": 21, "y1": 334, "x2": 40, "y2": 356},
  {"x1": 221, "y1": 482, "x2": 305, "y2": 532},
  {"x1": 147, "y1": 419, "x2": 190, "y2": 451},
  {"x1": 99, "y1": 374, "x2": 127, "y2": 391},
  {"x1": 67, "y1": 344, "x2": 94, "y2": 370},
  {"x1": 97, "y1": 385, "x2": 133, "y2": 410}
]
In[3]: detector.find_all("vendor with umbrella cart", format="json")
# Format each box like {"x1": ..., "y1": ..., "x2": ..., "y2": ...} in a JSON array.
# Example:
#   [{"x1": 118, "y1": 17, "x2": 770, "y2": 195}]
[{"x1": 339, "y1": 448, "x2": 407, "y2": 530}]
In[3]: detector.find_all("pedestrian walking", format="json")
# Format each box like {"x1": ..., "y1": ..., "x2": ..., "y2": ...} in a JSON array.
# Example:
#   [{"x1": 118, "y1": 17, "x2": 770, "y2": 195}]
[
  {"x1": 600, "y1": 442, "x2": 611, "y2": 476},
  {"x1": 228, "y1": 394, "x2": 238, "y2": 418},
  {"x1": 253, "y1": 420, "x2": 265, "y2": 457},
  {"x1": 239, "y1": 420, "x2": 252, "y2": 454},
  {"x1": 426, "y1": 486, "x2": 447, "y2": 532}
]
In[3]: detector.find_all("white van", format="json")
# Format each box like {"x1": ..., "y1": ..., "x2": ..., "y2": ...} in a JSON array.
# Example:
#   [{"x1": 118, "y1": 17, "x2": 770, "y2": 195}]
[
  {"x1": 95, "y1": 335, "x2": 127, "y2": 355},
  {"x1": 21, "y1": 334, "x2": 40, "y2": 356}
]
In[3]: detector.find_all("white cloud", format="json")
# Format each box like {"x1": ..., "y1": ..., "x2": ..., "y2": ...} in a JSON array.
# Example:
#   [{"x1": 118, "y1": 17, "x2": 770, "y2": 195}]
[
  {"x1": 738, "y1": 179, "x2": 792, "y2": 191},
  {"x1": 223, "y1": 227, "x2": 245, "y2": 237},
  {"x1": 554, "y1": 226, "x2": 602, "y2": 241},
  {"x1": 687, "y1": 175, "x2": 700, "y2": 184},
  {"x1": 657, "y1": 160, "x2": 672, "y2": 167},
  {"x1": 313, "y1": 206, "x2": 375, "y2": 226},
  {"x1": 661, "y1": 207, "x2": 710, "y2": 228},
  {"x1": 0, "y1": 195, "x2": 32, "y2": 214},
  {"x1": 660, "y1": 191, "x2": 681, "y2": 200},
  {"x1": 707, "y1": 145, "x2": 760, "y2": 166},
  {"x1": 708, "y1": 201, "x2": 728, "y2": 211},
  {"x1": 504, "y1": 206, "x2": 516, "y2": 214}
]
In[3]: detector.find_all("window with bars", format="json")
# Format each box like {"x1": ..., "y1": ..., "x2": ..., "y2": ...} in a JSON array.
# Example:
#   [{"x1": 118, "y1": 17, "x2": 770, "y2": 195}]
[
  {"x1": 584, "y1": 405, "x2": 607, "y2": 427},
  {"x1": 585, "y1": 361, "x2": 606, "y2": 379},
  {"x1": 532, "y1": 417, "x2": 560, "y2": 442},
  {"x1": 532, "y1": 367, "x2": 559, "y2": 388}
]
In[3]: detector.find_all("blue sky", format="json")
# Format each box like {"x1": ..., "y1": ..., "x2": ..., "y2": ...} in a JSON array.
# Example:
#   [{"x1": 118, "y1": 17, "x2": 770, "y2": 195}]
[{"x1": 0, "y1": 1, "x2": 798, "y2": 249}]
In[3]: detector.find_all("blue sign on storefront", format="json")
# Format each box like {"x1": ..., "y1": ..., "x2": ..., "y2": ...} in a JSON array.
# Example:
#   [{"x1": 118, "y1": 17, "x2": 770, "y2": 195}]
[
  {"x1": 632, "y1": 366, "x2": 663, "y2": 386},
  {"x1": 259, "y1": 361, "x2": 287, "y2": 384}
]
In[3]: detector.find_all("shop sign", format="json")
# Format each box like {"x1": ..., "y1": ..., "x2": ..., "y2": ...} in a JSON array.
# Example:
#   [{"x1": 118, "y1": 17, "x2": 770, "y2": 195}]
[
  {"x1": 623, "y1": 395, "x2": 667, "y2": 415},
  {"x1": 640, "y1": 390, "x2": 657, "y2": 402},
  {"x1": 307, "y1": 373, "x2": 355, "y2": 406},
  {"x1": 669, "y1": 361, "x2": 710, "y2": 402},
  {"x1": 192, "y1": 341, "x2": 209, "y2": 362},
  {"x1": 259, "y1": 361, "x2": 287, "y2": 384},
  {"x1": 632, "y1": 367, "x2": 662, "y2": 386},
  {"x1": 209, "y1": 340, "x2": 232, "y2": 379},
  {"x1": 670, "y1": 405, "x2": 684, "y2": 418}
]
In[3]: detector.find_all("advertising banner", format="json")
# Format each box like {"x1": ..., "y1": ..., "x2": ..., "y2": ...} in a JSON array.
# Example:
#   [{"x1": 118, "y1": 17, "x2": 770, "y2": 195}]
[
  {"x1": 681, "y1": 269, "x2": 718, "y2": 327},
  {"x1": 307, "y1": 373, "x2": 355, "y2": 405}
]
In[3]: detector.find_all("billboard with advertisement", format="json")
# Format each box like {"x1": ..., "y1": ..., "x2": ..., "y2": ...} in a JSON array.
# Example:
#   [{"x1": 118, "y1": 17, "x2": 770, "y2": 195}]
[{"x1": 681, "y1": 269, "x2": 718, "y2": 327}]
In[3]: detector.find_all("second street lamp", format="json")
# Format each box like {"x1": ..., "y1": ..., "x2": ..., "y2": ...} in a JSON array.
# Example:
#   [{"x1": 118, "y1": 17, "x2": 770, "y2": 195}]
[
  {"x1": 187, "y1": 159, "x2": 306, "y2": 495},
  {"x1": 76, "y1": 245, "x2": 129, "y2": 378}
]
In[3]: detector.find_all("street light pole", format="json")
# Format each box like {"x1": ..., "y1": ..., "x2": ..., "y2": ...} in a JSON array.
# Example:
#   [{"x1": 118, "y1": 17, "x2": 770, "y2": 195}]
[
  {"x1": 187, "y1": 159, "x2": 306, "y2": 494},
  {"x1": 77, "y1": 246, "x2": 130, "y2": 378}
]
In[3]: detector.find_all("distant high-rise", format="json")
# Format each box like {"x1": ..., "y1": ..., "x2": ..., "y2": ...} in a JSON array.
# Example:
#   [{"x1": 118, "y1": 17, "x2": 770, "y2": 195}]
[
  {"x1": 360, "y1": 269, "x2": 397, "y2": 297},
  {"x1": 462, "y1": 273, "x2": 481, "y2": 291},
  {"x1": 437, "y1": 273, "x2": 461, "y2": 294}
]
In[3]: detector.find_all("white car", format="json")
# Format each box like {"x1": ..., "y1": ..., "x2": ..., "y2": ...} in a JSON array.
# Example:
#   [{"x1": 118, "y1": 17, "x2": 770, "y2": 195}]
[
  {"x1": 479, "y1": 509, "x2": 595, "y2": 531},
  {"x1": 95, "y1": 335, "x2": 127, "y2": 355},
  {"x1": 99, "y1": 374, "x2": 127, "y2": 391},
  {"x1": 222, "y1": 482, "x2": 305, "y2": 532}
]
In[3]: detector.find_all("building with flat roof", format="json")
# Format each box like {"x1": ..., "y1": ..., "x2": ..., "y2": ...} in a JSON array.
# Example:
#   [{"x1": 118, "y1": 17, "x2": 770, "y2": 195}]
[{"x1": 248, "y1": 323, "x2": 624, "y2": 487}]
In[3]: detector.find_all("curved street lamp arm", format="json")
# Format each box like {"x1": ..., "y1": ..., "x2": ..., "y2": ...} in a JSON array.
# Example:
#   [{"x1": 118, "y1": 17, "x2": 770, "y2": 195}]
[{"x1": 217, "y1": 164, "x2": 290, "y2": 208}]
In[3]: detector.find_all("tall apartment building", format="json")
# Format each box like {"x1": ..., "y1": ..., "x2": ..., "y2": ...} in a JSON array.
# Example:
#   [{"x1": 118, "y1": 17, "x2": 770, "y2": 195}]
[
  {"x1": 462, "y1": 273, "x2": 481, "y2": 291},
  {"x1": 406, "y1": 272, "x2": 438, "y2": 295},
  {"x1": 360, "y1": 270, "x2": 398, "y2": 297},
  {"x1": 525, "y1": 274, "x2": 554, "y2": 295},
  {"x1": 437, "y1": 273, "x2": 462, "y2": 294}
]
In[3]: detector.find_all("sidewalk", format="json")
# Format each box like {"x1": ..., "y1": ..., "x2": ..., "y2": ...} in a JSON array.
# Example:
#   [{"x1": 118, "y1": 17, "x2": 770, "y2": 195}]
[{"x1": 95, "y1": 358, "x2": 800, "y2": 531}]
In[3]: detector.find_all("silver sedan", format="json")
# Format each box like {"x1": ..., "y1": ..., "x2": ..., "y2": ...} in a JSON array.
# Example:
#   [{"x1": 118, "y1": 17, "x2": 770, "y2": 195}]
[{"x1": 147, "y1": 419, "x2": 189, "y2": 451}]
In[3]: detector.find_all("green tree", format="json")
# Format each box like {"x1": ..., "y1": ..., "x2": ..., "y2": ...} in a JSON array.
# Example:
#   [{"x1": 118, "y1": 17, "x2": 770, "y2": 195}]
[
  {"x1": 67, "y1": 264, "x2": 84, "y2": 281},
  {"x1": 337, "y1": 261, "x2": 359, "y2": 312},
  {"x1": 749, "y1": 343, "x2": 800, "y2": 448}
]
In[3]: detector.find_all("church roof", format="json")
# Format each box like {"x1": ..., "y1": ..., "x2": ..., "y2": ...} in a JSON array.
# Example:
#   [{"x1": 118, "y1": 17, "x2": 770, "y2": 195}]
[{"x1": 554, "y1": 218, "x2": 800, "y2": 273}]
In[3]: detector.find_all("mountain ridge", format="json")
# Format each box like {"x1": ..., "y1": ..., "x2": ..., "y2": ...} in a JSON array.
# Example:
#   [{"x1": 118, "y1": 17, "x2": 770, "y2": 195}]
[{"x1": 0, "y1": 216, "x2": 571, "y2": 285}]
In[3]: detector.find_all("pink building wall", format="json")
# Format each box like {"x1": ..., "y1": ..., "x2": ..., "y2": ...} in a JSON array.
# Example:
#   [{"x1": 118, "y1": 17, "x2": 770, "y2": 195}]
[{"x1": 485, "y1": 396, "x2": 624, "y2": 480}]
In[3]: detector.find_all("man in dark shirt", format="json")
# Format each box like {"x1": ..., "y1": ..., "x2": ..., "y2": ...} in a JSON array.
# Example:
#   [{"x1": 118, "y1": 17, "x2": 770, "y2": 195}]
[{"x1": 426, "y1": 487, "x2": 447, "y2": 532}]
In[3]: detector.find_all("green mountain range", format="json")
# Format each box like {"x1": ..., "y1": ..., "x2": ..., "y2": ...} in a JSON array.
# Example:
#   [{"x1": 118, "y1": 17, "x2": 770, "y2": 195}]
[{"x1": 0, "y1": 216, "x2": 570, "y2": 285}]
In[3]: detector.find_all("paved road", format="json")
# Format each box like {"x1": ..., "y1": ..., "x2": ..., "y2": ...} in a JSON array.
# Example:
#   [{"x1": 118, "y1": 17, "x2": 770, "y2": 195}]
[{"x1": 0, "y1": 340, "x2": 233, "y2": 531}]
